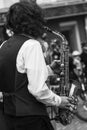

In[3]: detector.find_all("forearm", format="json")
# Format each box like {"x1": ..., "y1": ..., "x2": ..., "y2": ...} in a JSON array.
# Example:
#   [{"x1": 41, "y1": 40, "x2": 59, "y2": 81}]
[{"x1": 28, "y1": 82, "x2": 61, "y2": 107}]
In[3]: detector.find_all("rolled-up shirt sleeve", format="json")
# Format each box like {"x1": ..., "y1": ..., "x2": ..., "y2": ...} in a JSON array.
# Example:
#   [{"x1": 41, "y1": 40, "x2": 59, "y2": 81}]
[{"x1": 17, "y1": 39, "x2": 61, "y2": 106}]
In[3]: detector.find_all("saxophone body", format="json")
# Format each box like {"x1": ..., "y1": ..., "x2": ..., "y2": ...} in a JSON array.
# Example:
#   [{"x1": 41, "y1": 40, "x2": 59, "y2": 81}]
[
  {"x1": 58, "y1": 34, "x2": 74, "y2": 125},
  {"x1": 45, "y1": 26, "x2": 77, "y2": 125}
]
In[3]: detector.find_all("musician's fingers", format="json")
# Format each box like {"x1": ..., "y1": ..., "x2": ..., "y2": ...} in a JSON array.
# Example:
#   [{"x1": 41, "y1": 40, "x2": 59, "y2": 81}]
[{"x1": 65, "y1": 103, "x2": 77, "y2": 112}]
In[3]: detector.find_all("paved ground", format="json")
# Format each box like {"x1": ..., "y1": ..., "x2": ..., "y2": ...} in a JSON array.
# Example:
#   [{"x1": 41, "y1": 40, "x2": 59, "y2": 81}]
[{"x1": 51, "y1": 116, "x2": 87, "y2": 130}]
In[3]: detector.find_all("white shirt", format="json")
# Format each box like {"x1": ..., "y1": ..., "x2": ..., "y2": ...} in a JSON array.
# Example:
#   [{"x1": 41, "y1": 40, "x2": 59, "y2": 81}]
[{"x1": 16, "y1": 39, "x2": 61, "y2": 106}]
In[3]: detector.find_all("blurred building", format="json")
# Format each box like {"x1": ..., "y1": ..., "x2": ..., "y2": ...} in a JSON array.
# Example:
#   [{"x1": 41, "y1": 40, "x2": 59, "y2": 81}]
[
  {"x1": 38, "y1": 0, "x2": 87, "y2": 53},
  {"x1": 0, "y1": 0, "x2": 87, "y2": 52}
]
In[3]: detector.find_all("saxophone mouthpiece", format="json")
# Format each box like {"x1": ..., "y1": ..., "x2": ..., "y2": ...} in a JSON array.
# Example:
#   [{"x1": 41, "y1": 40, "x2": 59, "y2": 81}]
[{"x1": 44, "y1": 26, "x2": 52, "y2": 33}]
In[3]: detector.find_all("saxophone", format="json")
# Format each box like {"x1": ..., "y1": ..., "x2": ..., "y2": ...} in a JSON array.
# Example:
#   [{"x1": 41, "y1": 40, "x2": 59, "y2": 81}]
[{"x1": 44, "y1": 26, "x2": 77, "y2": 125}]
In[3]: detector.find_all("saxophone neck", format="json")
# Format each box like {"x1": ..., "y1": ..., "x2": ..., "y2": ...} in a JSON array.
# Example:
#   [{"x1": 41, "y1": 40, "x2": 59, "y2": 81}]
[{"x1": 44, "y1": 26, "x2": 68, "y2": 44}]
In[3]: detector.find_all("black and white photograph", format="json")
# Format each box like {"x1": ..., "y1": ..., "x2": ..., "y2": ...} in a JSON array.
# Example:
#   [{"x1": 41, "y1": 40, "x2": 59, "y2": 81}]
[{"x1": 0, "y1": 0, "x2": 87, "y2": 130}]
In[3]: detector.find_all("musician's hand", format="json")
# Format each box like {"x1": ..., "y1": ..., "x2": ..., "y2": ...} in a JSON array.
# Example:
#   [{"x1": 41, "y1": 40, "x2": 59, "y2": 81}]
[
  {"x1": 59, "y1": 96, "x2": 71, "y2": 108},
  {"x1": 0, "y1": 92, "x2": 3, "y2": 102},
  {"x1": 50, "y1": 60, "x2": 60, "y2": 74},
  {"x1": 59, "y1": 96, "x2": 77, "y2": 112}
]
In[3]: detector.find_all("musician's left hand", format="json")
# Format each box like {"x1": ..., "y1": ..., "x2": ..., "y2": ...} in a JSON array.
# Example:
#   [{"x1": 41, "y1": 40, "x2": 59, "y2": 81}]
[
  {"x1": 0, "y1": 92, "x2": 3, "y2": 102},
  {"x1": 50, "y1": 60, "x2": 60, "y2": 74}
]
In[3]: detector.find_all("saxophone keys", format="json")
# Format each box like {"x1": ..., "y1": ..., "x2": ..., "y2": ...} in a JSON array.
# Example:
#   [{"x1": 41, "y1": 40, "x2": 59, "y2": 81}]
[
  {"x1": 61, "y1": 63, "x2": 64, "y2": 67},
  {"x1": 60, "y1": 72, "x2": 64, "y2": 76}
]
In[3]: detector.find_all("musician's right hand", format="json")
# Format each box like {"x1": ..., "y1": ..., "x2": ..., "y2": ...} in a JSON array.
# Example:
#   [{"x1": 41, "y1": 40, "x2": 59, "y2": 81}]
[
  {"x1": 59, "y1": 96, "x2": 71, "y2": 108},
  {"x1": 59, "y1": 96, "x2": 77, "y2": 112}
]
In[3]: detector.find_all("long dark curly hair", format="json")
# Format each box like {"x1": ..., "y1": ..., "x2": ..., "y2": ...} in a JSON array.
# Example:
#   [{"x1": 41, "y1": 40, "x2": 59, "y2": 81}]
[{"x1": 5, "y1": 1, "x2": 46, "y2": 38}]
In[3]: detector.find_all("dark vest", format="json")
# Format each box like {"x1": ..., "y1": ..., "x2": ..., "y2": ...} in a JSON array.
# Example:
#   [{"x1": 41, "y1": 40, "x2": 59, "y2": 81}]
[{"x1": 0, "y1": 35, "x2": 48, "y2": 116}]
